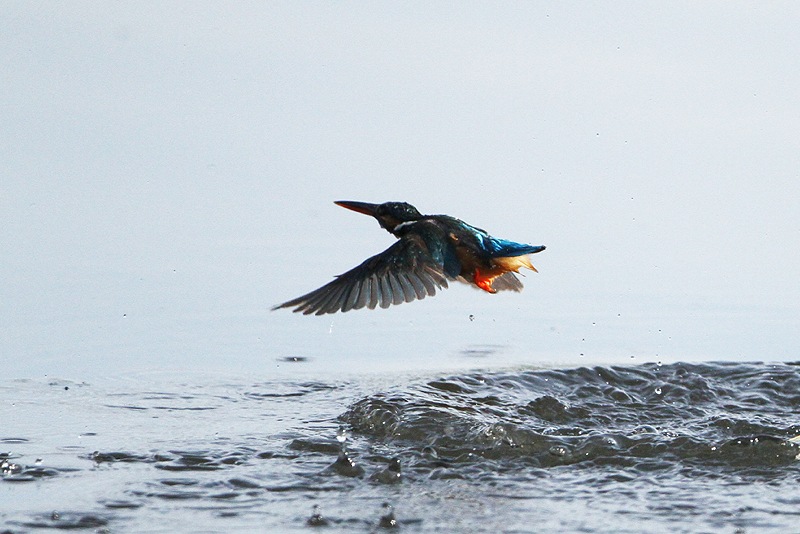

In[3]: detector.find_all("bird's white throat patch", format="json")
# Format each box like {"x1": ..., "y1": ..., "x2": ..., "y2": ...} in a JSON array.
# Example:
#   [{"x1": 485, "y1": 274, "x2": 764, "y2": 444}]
[{"x1": 393, "y1": 221, "x2": 417, "y2": 232}]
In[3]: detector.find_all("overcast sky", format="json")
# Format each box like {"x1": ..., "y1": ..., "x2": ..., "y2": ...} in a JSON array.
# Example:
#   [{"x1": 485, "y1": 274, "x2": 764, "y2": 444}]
[{"x1": 2, "y1": 3, "x2": 799, "y2": 376}]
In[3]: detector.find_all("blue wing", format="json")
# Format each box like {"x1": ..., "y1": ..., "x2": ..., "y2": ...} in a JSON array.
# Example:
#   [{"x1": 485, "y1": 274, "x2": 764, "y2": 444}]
[
  {"x1": 483, "y1": 237, "x2": 545, "y2": 257},
  {"x1": 453, "y1": 220, "x2": 545, "y2": 258}
]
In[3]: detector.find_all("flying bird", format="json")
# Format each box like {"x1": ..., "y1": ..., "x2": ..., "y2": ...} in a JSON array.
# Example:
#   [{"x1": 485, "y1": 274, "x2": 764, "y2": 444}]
[{"x1": 273, "y1": 201, "x2": 545, "y2": 315}]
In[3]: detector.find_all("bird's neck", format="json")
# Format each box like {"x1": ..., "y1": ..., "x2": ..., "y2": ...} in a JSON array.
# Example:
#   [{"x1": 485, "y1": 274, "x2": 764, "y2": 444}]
[{"x1": 391, "y1": 220, "x2": 417, "y2": 234}]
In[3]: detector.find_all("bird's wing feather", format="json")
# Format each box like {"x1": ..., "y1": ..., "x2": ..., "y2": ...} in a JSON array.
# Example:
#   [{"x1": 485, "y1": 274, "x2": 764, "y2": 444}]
[
  {"x1": 273, "y1": 233, "x2": 450, "y2": 315},
  {"x1": 491, "y1": 272, "x2": 524, "y2": 292}
]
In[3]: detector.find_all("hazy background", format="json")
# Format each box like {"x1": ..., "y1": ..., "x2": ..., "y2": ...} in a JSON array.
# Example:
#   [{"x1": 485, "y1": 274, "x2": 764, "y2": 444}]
[{"x1": 2, "y1": 2, "x2": 799, "y2": 379}]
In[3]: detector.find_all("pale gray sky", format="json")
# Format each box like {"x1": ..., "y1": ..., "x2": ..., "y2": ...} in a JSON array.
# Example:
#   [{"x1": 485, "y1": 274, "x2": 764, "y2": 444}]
[{"x1": 2, "y1": 3, "x2": 799, "y2": 375}]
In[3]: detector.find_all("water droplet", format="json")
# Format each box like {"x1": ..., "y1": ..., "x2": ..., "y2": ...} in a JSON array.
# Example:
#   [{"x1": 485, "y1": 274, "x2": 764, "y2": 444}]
[
  {"x1": 307, "y1": 504, "x2": 329, "y2": 527},
  {"x1": 370, "y1": 457, "x2": 402, "y2": 484},
  {"x1": 378, "y1": 502, "x2": 398, "y2": 528},
  {"x1": 336, "y1": 427, "x2": 347, "y2": 444},
  {"x1": 330, "y1": 450, "x2": 365, "y2": 477},
  {"x1": 1, "y1": 459, "x2": 22, "y2": 475},
  {"x1": 655, "y1": 387, "x2": 662, "y2": 395}
]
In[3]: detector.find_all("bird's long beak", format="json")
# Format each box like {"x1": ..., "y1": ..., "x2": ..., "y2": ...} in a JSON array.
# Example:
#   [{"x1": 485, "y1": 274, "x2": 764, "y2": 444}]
[{"x1": 334, "y1": 200, "x2": 380, "y2": 217}]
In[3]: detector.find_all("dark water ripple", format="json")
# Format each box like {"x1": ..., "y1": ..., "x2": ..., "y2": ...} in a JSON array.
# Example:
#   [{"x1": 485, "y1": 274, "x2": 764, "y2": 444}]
[
  {"x1": 19, "y1": 512, "x2": 110, "y2": 530},
  {"x1": 341, "y1": 362, "x2": 800, "y2": 477}
]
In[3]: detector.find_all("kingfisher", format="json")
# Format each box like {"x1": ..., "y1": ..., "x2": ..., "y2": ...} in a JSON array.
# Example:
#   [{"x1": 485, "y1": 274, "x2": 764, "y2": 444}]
[{"x1": 273, "y1": 201, "x2": 545, "y2": 315}]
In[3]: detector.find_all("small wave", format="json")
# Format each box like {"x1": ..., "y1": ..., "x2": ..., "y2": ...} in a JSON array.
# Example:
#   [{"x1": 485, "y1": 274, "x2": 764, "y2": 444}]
[{"x1": 340, "y1": 362, "x2": 800, "y2": 476}]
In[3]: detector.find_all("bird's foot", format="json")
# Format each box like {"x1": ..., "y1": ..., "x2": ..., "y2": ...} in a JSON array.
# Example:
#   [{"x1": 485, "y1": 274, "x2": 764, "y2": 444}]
[{"x1": 473, "y1": 270, "x2": 497, "y2": 294}]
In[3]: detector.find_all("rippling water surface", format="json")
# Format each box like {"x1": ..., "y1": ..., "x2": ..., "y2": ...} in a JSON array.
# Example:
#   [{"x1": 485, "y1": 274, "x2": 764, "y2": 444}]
[{"x1": 3, "y1": 361, "x2": 800, "y2": 532}]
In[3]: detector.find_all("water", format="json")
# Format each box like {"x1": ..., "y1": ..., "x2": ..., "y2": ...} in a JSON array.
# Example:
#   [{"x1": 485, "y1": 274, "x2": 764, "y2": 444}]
[{"x1": 3, "y1": 361, "x2": 799, "y2": 532}]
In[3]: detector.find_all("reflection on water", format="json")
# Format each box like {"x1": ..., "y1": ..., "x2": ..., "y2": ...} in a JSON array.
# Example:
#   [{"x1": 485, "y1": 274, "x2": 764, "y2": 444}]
[
  {"x1": 459, "y1": 344, "x2": 506, "y2": 358},
  {"x1": 2, "y1": 362, "x2": 800, "y2": 532}
]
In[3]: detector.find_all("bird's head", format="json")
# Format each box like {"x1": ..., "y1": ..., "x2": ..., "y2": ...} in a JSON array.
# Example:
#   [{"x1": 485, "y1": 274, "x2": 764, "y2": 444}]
[{"x1": 335, "y1": 200, "x2": 423, "y2": 233}]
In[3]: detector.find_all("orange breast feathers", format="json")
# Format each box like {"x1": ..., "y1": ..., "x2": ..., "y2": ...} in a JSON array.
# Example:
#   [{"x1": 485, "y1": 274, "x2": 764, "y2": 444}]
[{"x1": 472, "y1": 254, "x2": 538, "y2": 293}]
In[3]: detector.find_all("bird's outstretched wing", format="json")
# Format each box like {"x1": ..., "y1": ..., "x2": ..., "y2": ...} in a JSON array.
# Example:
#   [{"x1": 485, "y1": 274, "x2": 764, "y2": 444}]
[{"x1": 273, "y1": 234, "x2": 451, "y2": 315}]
